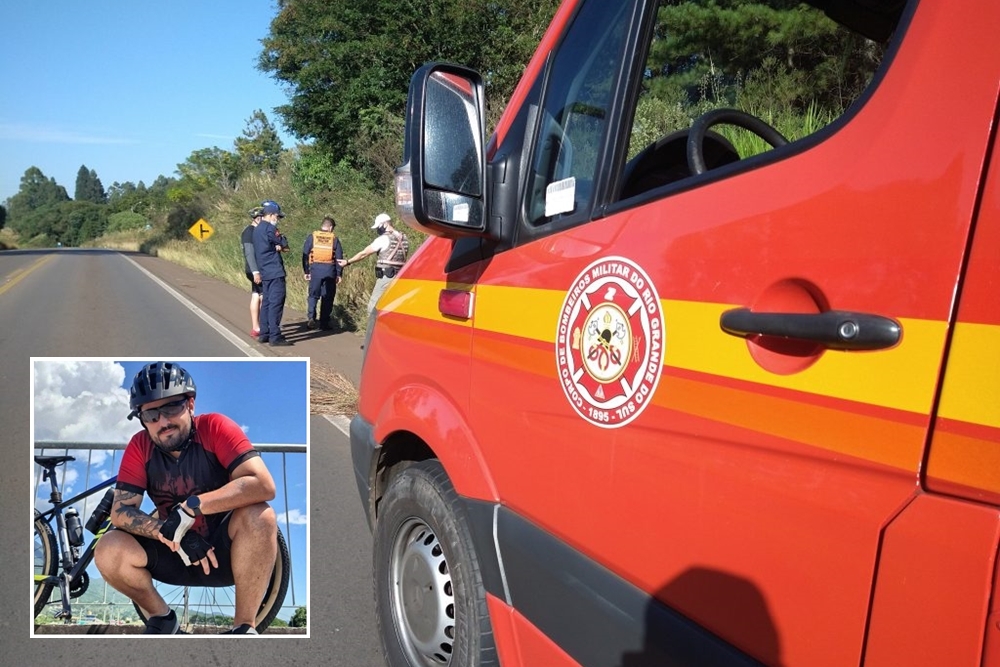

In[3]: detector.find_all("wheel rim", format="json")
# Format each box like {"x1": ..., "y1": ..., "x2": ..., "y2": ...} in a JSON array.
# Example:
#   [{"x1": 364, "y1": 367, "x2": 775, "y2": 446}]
[{"x1": 389, "y1": 517, "x2": 455, "y2": 666}]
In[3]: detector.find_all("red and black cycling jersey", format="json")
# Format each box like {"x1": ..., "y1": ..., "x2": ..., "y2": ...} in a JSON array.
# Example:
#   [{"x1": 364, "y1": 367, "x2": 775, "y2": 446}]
[{"x1": 115, "y1": 413, "x2": 259, "y2": 537}]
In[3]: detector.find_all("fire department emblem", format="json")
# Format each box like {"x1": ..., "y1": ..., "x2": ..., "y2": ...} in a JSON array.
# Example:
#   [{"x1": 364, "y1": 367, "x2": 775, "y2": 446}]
[{"x1": 556, "y1": 256, "x2": 665, "y2": 428}]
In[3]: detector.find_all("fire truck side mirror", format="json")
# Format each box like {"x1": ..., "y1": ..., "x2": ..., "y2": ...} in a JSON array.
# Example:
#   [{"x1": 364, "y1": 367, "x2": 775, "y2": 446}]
[{"x1": 396, "y1": 63, "x2": 488, "y2": 238}]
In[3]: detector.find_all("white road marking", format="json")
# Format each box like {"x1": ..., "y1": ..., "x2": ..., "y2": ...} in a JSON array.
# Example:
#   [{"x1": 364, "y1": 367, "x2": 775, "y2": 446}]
[{"x1": 122, "y1": 255, "x2": 262, "y2": 357}]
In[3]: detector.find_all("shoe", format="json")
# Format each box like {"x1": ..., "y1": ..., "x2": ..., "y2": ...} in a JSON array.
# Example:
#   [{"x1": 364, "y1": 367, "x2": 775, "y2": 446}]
[
  {"x1": 250, "y1": 329, "x2": 260, "y2": 338},
  {"x1": 306, "y1": 318, "x2": 318, "y2": 329},
  {"x1": 220, "y1": 624, "x2": 258, "y2": 635},
  {"x1": 143, "y1": 609, "x2": 181, "y2": 634},
  {"x1": 257, "y1": 337, "x2": 270, "y2": 344},
  {"x1": 270, "y1": 339, "x2": 293, "y2": 347},
  {"x1": 319, "y1": 322, "x2": 335, "y2": 331}
]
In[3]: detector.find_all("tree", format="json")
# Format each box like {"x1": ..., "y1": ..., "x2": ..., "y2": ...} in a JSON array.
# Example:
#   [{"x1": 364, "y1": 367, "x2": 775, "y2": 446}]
[
  {"x1": 646, "y1": 1, "x2": 883, "y2": 115},
  {"x1": 234, "y1": 109, "x2": 284, "y2": 175},
  {"x1": 74, "y1": 165, "x2": 106, "y2": 204},
  {"x1": 0, "y1": 204, "x2": 6, "y2": 231},
  {"x1": 7, "y1": 167, "x2": 69, "y2": 216},
  {"x1": 6, "y1": 167, "x2": 71, "y2": 240},
  {"x1": 258, "y1": 0, "x2": 558, "y2": 168},
  {"x1": 289, "y1": 606, "x2": 307, "y2": 627},
  {"x1": 64, "y1": 201, "x2": 109, "y2": 245},
  {"x1": 175, "y1": 147, "x2": 241, "y2": 191}
]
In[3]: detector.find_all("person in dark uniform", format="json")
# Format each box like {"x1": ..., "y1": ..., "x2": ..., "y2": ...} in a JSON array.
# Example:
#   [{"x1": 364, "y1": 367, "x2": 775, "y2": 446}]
[
  {"x1": 252, "y1": 200, "x2": 292, "y2": 346},
  {"x1": 94, "y1": 362, "x2": 278, "y2": 634},
  {"x1": 301, "y1": 216, "x2": 344, "y2": 330},
  {"x1": 242, "y1": 206, "x2": 264, "y2": 338}
]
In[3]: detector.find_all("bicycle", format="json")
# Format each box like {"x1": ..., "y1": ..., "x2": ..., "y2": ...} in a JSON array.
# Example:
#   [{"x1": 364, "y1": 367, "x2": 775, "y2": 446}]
[{"x1": 34, "y1": 454, "x2": 290, "y2": 632}]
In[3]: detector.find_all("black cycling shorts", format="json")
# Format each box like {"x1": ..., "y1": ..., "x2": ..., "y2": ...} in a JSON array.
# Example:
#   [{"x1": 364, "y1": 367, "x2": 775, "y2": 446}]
[
  {"x1": 246, "y1": 273, "x2": 263, "y2": 295},
  {"x1": 134, "y1": 511, "x2": 235, "y2": 587}
]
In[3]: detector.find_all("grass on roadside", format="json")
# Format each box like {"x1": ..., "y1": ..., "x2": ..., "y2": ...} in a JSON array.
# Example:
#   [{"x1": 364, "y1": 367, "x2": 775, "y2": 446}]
[{"x1": 310, "y1": 363, "x2": 359, "y2": 415}]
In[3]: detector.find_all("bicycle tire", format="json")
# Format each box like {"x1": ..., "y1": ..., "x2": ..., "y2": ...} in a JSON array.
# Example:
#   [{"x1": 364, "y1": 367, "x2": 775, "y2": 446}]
[
  {"x1": 33, "y1": 510, "x2": 58, "y2": 618},
  {"x1": 134, "y1": 525, "x2": 291, "y2": 632}
]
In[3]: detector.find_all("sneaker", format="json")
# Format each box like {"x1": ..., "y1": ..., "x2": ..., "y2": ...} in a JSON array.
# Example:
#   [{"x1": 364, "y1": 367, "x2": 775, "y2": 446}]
[
  {"x1": 270, "y1": 339, "x2": 293, "y2": 347},
  {"x1": 143, "y1": 609, "x2": 181, "y2": 634},
  {"x1": 220, "y1": 624, "x2": 258, "y2": 635},
  {"x1": 306, "y1": 318, "x2": 318, "y2": 329},
  {"x1": 250, "y1": 329, "x2": 260, "y2": 338}
]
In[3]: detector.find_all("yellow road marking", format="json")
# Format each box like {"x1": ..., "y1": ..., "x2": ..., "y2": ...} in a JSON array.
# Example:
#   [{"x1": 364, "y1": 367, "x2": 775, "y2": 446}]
[{"x1": 0, "y1": 255, "x2": 55, "y2": 297}]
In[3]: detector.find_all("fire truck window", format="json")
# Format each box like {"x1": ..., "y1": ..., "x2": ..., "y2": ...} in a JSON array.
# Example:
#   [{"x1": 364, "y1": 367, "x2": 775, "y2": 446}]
[
  {"x1": 618, "y1": 0, "x2": 901, "y2": 200},
  {"x1": 525, "y1": 0, "x2": 633, "y2": 226}
]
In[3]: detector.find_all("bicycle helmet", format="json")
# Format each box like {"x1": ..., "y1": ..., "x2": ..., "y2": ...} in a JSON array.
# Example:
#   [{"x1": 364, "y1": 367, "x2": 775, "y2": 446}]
[{"x1": 127, "y1": 362, "x2": 197, "y2": 420}]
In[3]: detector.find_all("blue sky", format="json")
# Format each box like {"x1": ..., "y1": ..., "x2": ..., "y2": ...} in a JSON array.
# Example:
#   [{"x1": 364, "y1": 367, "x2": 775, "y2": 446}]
[
  {"x1": 32, "y1": 358, "x2": 309, "y2": 620},
  {"x1": 1, "y1": 1, "x2": 296, "y2": 203}
]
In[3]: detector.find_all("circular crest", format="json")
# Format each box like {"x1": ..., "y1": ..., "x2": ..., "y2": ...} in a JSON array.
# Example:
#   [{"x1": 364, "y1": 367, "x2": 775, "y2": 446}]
[{"x1": 556, "y1": 257, "x2": 665, "y2": 428}]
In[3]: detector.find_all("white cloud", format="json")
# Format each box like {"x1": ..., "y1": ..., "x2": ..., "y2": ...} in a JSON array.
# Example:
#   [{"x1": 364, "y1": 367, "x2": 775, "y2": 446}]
[
  {"x1": 33, "y1": 360, "x2": 137, "y2": 444},
  {"x1": 279, "y1": 508, "x2": 308, "y2": 525},
  {"x1": 0, "y1": 121, "x2": 134, "y2": 145}
]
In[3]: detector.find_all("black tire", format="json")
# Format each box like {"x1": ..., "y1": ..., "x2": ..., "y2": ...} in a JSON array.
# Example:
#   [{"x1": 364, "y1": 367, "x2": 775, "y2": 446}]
[
  {"x1": 34, "y1": 510, "x2": 58, "y2": 618},
  {"x1": 134, "y1": 525, "x2": 291, "y2": 633},
  {"x1": 374, "y1": 460, "x2": 497, "y2": 667}
]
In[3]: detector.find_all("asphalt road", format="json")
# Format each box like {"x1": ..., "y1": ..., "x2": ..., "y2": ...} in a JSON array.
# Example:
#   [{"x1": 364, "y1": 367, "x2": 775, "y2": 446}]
[{"x1": 2, "y1": 248, "x2": 383, "y2": 666}]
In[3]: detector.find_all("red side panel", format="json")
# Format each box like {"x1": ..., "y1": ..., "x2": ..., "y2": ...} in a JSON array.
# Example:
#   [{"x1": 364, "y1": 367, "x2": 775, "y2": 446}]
[{"x1": 864, "y1": 495, "x2": 1000, "y2": 666}]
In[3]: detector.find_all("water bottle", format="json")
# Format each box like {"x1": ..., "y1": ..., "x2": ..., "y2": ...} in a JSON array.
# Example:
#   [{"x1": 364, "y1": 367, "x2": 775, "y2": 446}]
[
  {"x1": 65, "y1": 507, "x2": 84, "y2": 547},
  {"x1": 86, "y1": 488, "x2": 115, "y2": 534}
]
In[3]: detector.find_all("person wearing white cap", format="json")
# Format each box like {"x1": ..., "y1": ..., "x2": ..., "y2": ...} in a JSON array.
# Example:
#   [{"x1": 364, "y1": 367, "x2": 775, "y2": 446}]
[{"x1": 339, "y1": 212, "x2": 409, "y2": 349}]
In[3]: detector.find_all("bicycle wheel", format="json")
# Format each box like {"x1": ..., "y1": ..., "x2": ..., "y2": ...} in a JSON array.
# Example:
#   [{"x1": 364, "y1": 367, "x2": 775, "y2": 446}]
[
  {"x1": 134, "y1": 526, "x2": 291, "y2": 632},
  {"x1": 34, "y1": 510, "x2": 58, "y2": 618}
]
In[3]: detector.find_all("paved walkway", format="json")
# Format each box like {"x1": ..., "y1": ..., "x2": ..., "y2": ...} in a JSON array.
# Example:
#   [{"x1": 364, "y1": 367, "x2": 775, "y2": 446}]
[{"x1": 128, "y1": 251, "x2": 365, "y2": 387}]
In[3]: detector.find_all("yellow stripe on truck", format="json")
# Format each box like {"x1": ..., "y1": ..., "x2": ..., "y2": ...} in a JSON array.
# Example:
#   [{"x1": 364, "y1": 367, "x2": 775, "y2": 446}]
[
  {"x1": 937, "y1": 322, "x2": 1000, "y2": 429},
  {"x1": 470, "y1": 284, "x2": 947, "y2": 416}
]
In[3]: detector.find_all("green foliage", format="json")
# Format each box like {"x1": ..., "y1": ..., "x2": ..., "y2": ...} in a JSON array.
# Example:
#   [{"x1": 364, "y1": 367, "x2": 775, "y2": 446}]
[
  {"x1": 0, "y1": 204, "x2": 6, "y2": 231},
  {"x1": 107, "y1": 211, "x2": 148, "y2": 233},
  {"x1": 74, "y1": 165, "x2": 107, "y2": 203},
  {"x1": 353, "y1": 105, "x2": 405, "y2": 190},
  {"x1": 7, "y1": 167, "x2": 70, "y2": 228},
  {"x1": 648, "y1": 1, "x2": 881, "y2": 115},
  {"x1": 176, "y1": 147, "x2": 242, "y2": 192},
  {"x1": 235, "y1": 109, "x2": 284, "y2": 175},
  {"x1": 290, "y1": 606, "x2": 307, "y2": 627},
  {"x1": 259, "y1": 0, "x2": 558, "y2": 171},
  {"x1": 108, "y1": 180, "x2": 159, "y2": 215},
  {"x1": 164, "y1": 201, "x2": 207, "y2": 240},
  {"x1": 64, "y1": 201, "x2": 109, "y2": 245}
]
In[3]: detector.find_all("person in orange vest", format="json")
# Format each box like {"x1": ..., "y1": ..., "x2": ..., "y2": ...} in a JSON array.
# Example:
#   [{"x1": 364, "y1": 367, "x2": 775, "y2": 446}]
[{"x1": 301, "y1": 216, "x2": 344, "y2": 330}]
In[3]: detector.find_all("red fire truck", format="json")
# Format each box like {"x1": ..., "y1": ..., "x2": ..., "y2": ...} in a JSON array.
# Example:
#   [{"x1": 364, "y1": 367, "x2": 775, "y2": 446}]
[{"x1": 351, "y1": 0, "x2": 1000, "y2": 665}]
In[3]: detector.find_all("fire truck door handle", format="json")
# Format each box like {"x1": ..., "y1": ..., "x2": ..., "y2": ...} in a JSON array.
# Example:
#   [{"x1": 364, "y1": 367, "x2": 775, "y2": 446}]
[{"x1": 719, "y1": 308, "x2": 901, "y2": 351}]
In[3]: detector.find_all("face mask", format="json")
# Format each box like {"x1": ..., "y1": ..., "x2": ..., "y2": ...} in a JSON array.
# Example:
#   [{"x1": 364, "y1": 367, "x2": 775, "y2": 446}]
[{"x1": 376, "y1": 226, "x2": 386, "y2": 235}]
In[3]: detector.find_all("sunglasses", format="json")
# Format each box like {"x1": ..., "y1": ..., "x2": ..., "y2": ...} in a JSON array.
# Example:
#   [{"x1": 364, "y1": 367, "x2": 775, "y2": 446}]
[{"x1": 139, "y1": 397, "x2": 189, "y2": 424}]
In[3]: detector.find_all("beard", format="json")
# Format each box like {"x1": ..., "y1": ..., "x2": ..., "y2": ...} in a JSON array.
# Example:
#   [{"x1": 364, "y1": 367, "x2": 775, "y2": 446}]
[{"x1": 148, "y1": 415, "x2": 192, "y2": 452}]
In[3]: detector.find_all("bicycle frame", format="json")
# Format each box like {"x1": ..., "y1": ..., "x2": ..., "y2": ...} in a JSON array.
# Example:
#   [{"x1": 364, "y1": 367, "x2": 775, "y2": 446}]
[{"x1": 35, "y1": 465, "x2": 117, "y2": 621}]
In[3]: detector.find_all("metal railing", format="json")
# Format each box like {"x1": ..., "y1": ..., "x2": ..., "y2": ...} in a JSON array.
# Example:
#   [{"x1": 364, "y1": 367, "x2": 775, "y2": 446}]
[{"x1": 33, "y1": 441, "x2": 306, "y2": 627}]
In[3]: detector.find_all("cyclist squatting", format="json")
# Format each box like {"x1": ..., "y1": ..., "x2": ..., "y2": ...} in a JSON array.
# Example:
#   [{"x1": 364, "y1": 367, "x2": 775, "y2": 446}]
[{"x1": 93, "y1": 362, "x2": 278, "y2": 634}]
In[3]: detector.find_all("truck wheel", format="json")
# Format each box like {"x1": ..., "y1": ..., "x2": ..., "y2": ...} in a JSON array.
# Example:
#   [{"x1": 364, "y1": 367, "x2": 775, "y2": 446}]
[{"x1": 374, "y1": 459, "x2": 497, "y2": 667}]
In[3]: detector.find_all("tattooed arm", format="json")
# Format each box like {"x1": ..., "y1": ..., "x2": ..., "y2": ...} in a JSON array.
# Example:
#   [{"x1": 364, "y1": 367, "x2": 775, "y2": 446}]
[{"x1": 110, "y1": 488, "x2": 163, "y2": 539}]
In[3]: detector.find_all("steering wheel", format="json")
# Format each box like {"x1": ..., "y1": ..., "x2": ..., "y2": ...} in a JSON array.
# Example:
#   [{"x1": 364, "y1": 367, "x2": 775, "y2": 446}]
[{"x1": 687, "y1": 108, "x2": 789, "y2": 175}]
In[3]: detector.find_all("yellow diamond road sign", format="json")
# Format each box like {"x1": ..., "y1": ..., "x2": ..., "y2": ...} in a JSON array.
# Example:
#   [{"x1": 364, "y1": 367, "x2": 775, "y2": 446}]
[{"x1": 189, "y1": 219, "x2": 214, "y2": 242}]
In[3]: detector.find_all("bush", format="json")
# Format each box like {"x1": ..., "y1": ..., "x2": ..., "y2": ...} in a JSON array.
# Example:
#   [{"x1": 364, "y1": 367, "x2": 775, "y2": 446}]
[{"x1": 107, "y1": 211, "x2": 148, "y2": 233}]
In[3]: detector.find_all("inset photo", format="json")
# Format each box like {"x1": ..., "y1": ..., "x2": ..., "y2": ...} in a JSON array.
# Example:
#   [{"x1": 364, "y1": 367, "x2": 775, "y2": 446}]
[{"x1": 31, "y1": 358, "x2": 309, "y2": 637}]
